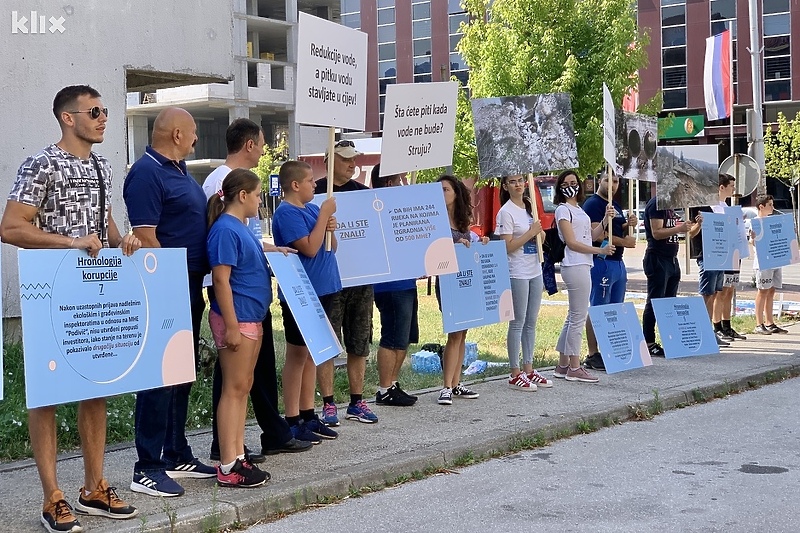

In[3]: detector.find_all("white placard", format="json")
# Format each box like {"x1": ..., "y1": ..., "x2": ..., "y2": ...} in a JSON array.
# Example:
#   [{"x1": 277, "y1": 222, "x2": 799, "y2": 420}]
[
  {"x1": 294, "y1": 12, "x2": 368, "y2": 130},
  {"x1": 603, "y1": 83, "x2": 616, "y2": 170},
  {"x1": 379, "y1": 82, "x2": 458, "y2": 175}
]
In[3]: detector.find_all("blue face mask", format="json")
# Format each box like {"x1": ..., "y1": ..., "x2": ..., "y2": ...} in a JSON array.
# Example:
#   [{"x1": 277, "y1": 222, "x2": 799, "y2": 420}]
[{"x1": 560, "y1": 185, "x2": 580, "y2": 199}]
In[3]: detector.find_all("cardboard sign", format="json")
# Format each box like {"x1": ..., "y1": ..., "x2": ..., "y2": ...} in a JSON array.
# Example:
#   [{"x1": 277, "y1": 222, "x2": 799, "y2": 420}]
[
  {"x1": 751, "y1": 213, "x2": 800, "y2": 270},
  {"x1": 294, "y1": 11, "x2": 368, "y2": 130},
  {"x1": 587, "y1": 302, "x2": 652, "y2": 374},
  {"x1": 19, "y1": 249, "x2": 195, "y2": 409},
  {"x1": 438, "y1": 241, "x2": 513, "y2": 333},
  {"x1": 652, "y1": 297, "x2": 720, "y2": 358},
  {"x1": 266, "y1": 253, "x2": 343, "y2": 365},
  {"x1": 380, "y1": 81, "x2": 458, "y2": 175},
  {"x1": 700, "y1": 211, "x2": 742, "y2": 271},
  {"x1": 312, "y1": 183, "x2": 458, "y2": 287}
]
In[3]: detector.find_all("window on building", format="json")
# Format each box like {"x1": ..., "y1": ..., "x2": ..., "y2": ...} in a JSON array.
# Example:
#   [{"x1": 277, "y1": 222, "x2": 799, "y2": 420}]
[
  {"x1": 412, "y1": 1, "x2": 433, "y2": 83},
  {"x1": 340, "y1": 0, "x2": 360, "y2": 29},
  {"x1": 661, "y1": 1, "x2": 686, "y2": 110},
  {"x1": 449, "y1": 6, "x2": 469, "y2": 87},
  {"x1": 378, "y1": 4, "x2": 397, "y2": 125},
  {"x1": 763, "y1": 4, "x2": 791, "y2": 101}
]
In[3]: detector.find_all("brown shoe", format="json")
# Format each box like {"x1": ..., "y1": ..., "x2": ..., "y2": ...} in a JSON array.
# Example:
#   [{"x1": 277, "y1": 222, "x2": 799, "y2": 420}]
[
  {"x1": 75, "y1": 478, "x2": 138, "y2": 520},
  {"x1": 41, "y1": 489, "x2": 82, "y2": 533}
]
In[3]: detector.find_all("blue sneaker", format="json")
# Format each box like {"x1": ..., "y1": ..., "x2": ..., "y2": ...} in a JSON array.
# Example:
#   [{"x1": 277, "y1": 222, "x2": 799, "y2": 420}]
[
  {"x1": 305, "y1": 416, "x2": 338, "y2": 439},
  {"x1": 321, "y1": 402, "x2": 340, "y2": 427},
  {"x1": 165, "y1": 458, "x2": 216, "y2": 479},
  {"x1": 131, "y1": 471, "x2": 185, "y2": 497},
  {"x1": 346, "y1": 400, "x2": 378, "y2": 423},
  {"x1": 289, "y1": 422, "x2": 322, "y2": 444}
]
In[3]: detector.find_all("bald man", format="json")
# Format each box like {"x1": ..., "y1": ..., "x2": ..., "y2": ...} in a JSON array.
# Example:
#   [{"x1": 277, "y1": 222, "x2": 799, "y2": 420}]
[{"x1": 123, "y1": 107, "x2": 216, "y2": 497}]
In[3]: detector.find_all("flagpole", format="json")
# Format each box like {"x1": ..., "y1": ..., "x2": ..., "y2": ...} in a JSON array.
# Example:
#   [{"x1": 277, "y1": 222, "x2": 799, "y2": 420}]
[{"x1": 728, "y1": 30, "x2": 734, "y2": 158}]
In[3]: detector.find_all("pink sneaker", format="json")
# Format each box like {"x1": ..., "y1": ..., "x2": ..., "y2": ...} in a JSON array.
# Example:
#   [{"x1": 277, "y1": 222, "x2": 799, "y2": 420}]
[
  {"x1": 508, "y1": 372, "x2": 537, "y2": 391},
  {"x1": 553, "y1": 365, "x2": 569, "y2": 379},
  {"x1": 565, "y1": 367, "x2": 599, "y2": 383},
  {"x1": 527, "y1": 370, "x2": 554, "y2": 388}
]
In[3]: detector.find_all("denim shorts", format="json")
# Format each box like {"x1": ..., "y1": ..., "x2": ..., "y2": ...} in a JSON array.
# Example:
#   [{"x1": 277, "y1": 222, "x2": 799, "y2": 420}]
[
  {"x1": 281, "y1": 292, "x2": 337, "y2": 347},
  {"x1": 374, "y1": 289, "x2": 419, "y2": 350},
  {"x1": 697, "y1": 259, "x2": 724, "y2": 295}
]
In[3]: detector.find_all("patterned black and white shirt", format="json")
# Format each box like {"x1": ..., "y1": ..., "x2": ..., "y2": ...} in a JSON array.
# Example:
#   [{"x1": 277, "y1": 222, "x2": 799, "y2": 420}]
[{"x1": 8, "y1": 144, "x2": 111, "y2": 244}]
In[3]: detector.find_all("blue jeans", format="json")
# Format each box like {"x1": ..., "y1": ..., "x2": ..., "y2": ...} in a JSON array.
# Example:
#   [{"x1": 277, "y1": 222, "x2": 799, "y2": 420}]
[{"x1": 134, "y1": 272, "x2": 206, "y2": 473}]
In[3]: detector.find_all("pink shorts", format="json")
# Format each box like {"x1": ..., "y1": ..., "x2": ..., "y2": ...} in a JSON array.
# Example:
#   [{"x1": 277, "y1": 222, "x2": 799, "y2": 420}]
[{"x1": 208, "y1": 310, "x2": 263, "y2": 349}]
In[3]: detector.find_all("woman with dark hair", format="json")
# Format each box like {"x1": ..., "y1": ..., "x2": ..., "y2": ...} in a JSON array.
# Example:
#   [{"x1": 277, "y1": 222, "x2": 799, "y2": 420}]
[
  {"x1": 495, "y1": 175, "x2": 551, "y2": 391},
  {"x1": 552, "y1": 170, "x2": 615, "y2": 384},
  {"x1": 206, "y1": 169, "x2": 272, "y2": 487},
  {"x1": 435, "y1": 175, "x2": 489, "y2": 405}
]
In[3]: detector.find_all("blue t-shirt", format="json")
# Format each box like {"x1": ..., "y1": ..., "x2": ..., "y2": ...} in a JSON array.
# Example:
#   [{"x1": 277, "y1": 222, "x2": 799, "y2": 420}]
[
  {"x1": 272, "y1": 201, "x2": 341, "y2": 297},
  {"x1": 374, "y1": 279, "x2": 416, "y2": 293},
  {"x1": 207, "y1": 214, "x2": 271, "y2": 322},
  {"x1": 582, "y1": 193, "x2": 625, "y2": 260},
  {"x1": 644, "y1": 196, "x2": 680, "y2": 258},
  {"x1": 123, "y1": 146, "x2": 209, "y2": 273}
]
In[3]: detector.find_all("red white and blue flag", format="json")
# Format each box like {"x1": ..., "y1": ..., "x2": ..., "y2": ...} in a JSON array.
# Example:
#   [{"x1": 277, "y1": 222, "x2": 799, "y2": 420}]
[{"x1": 703, "y1": 30, "x2": 732, "y2": 121}]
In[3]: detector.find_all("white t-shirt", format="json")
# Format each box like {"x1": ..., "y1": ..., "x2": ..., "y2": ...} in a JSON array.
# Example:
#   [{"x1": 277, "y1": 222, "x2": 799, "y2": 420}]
[
  {"x1": 495, "y1": 201, "x2": 542, "y2": 279},
  {"x1": 556, "y1": 202, "x2": 593, "y2": 267},
  {"x1": 202, "y1": 164, "x2": 233, "y2": 199}
]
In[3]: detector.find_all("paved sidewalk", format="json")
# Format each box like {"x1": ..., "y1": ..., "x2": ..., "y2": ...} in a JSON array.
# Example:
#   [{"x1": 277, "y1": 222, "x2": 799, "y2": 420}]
[{"x1": 1, "y1": 328, "x2": 799, "y2": 532}]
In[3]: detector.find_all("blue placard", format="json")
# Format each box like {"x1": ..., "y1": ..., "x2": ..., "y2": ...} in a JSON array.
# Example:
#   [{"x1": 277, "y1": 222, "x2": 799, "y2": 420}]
[
  {"x1": 18, "y1": 248, "x2": 195, "y2": 409},
  {"x1": 0, "y1": 258, "x2": 3, "y2": 401},
  {"x1": 587, "y1": 303, "x2": 651, "y2": 374},
  {"x1": 269, "y1": 174, "x2": 280, "y2": 197},
  {"x1": 726, "y1": 206, "x2": 750, "y2": 259},
  {"x1": 247, "y1": 216, "x2": 263, "y2": 240},
  {"x1": 750, "y1": 213, "x2": 800, "y2": 270},
  {"x1": 312, "y1": 183, "x2": 457, "y2": 287},
  {"x1": 439, "y1": 241, "x2": 514, "y2": 333},
  {"x1": 265, "y1": 253, "x2": 343, "y2": 365},
  {"x1": 651, "y1": 296, "x2": 719, "y2": 358},
  {"x1": 700, "y1": 211, "x2": 741, "y2": 271}
]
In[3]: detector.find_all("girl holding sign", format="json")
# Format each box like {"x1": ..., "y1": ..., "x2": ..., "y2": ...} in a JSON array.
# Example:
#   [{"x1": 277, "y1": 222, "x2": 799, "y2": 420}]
[
  {"x1": 495, "y1": 175, "x2": 552, "y2": 391},
  {"x1": 552, "y1": 170, "x2": 615, "y2": 383},
  {"x1": 206, "y1": 169, "x2": 271, "y2": 488},
  {"x1": 436, "y1": 175, "x2": 489, "y2": 405}
]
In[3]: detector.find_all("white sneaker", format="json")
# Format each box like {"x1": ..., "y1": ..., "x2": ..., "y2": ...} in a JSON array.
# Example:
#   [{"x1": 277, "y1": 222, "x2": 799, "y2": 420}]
[{"x1": 437, "y1": 387, "x2": 453, "y2": 405}]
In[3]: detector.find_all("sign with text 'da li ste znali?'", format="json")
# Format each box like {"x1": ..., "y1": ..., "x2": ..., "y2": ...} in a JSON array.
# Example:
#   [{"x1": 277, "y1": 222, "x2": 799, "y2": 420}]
[
  {"x1": 379, "y1": 82, "x2": 458, "y2": 176},
  {"x1": 294, "y1": 11, "x2": 368, "y2": 131}
]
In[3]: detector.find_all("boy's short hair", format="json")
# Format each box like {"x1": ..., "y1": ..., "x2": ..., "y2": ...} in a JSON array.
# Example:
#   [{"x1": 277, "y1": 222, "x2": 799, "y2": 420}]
[
  {"x1": 756, "y1": 194, "x2": 774, "y2": 208},
  {"x1": 719, "y1": 173, "x2": 735, "y2": 187},
  {"x1": 279, "y1": 160, "x2": 312, "y2": 189}
]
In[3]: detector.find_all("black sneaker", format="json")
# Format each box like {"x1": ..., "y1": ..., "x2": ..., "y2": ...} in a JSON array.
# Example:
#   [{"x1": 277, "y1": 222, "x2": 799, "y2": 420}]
[
  {"x1": 305, "y1": 416, "x2": 339, "y2": 439},
  {"x1": 715, "y1": 334, "x2": 730, "y2": 347},
  {"x1": 289, "y1": 421, "x2": 322, "y2": 444},
  {"x1": 216, "y1": 459, "x2": 269, "y2": 488},
  {"x1": 724, "y1": 327, "x2": 746, "y2": 340},
  {"x1": 395, "y1": 381, "x2": 418, "y2": 401},
  {"x1": 210, "y1": 445, "x2": 266, "y2": 464},
  {"x1": 753, "y1": 324, "x2": 772, "y2": 335},
  {"x1": 262, "y1": 438, "x2": 313, "y2": 455},
  {"x1": 376, "y1": 385, "x2": 416, "y2": 406},
  {"x1": 647, "y1": 343, "x2": 665, "y2": 357},
  {"x1": 583, "y1": 352, "x2": 606, "y2": 370},
  {"x1": 716, "y1": 330, "x2": 734, "y2": 342},
  {"x1": 767, "y1": 323, "x2": 788, "y2": 334}
]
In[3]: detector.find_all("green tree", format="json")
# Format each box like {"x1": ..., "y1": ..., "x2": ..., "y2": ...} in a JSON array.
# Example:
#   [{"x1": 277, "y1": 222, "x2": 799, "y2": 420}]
[
  {"x1": 252, "y1": 135, "x2": 289, "y2": 190},
  {"x1": 456, "y1": 0, "x2": 649, "y2": 178},
  {"x1": 764, "y1": 111, "x2": 800, "y2": 237}
]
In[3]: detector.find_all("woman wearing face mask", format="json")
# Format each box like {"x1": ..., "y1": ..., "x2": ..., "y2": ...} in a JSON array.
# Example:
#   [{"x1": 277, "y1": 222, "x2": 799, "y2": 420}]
[{"x1": 552, "y1": 170, "x2": 615, "y2": 383}]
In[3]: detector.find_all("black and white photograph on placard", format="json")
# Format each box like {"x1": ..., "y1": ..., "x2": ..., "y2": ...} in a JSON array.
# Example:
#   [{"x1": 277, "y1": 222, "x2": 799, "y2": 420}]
[
  {"x1": 471, "y1": 93, "x2": 579, "y2": 178},
  {"x1": 615, "y1": 110, "x2": 658, "y2": 182}
]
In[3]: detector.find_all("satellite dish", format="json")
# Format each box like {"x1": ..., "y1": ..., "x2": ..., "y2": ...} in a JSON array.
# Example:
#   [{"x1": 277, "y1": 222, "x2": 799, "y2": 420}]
[{"x1": 719, "y1": 153, "x2": 759, "y2": 198}]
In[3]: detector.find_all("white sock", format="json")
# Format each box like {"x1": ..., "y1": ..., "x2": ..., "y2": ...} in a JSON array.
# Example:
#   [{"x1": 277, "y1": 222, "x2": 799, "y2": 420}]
[
  {"x1": 378, "y1": 386, "x2": 389, "y2": 394},
  {"x1": 220, "y1": 460, "x2": 237, "y2": 474}
]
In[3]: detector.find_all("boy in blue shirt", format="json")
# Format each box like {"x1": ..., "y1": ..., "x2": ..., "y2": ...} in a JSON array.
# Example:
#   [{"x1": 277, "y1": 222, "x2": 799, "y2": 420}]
[{"x1": 272, "y1": 161, "x2": 341, "y2": 442}]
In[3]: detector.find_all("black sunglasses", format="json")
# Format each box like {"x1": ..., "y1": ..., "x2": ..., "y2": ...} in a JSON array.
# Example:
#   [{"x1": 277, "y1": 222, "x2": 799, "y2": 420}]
[
  {"x1": 335, "y1": 140, "x2": 355, "y2": 148},
  {"x1": 68, "y1": 106, "x2": 109, "y2": 119}
]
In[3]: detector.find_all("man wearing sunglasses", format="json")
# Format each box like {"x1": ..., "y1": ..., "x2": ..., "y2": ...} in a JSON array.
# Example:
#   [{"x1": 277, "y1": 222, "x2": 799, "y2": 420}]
[
  {"x1": 124, "y1": 107, "x2": 217, "y2": 497},
  {"x1": 1, "y1": 85, "x2": 140, "y2": 533},
  {"x1": 313, "y1": 140, "x2": 379, "y2": 425}
]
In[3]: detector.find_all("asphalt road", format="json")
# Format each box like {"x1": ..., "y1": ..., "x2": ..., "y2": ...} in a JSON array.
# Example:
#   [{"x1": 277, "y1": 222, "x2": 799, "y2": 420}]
[{"x1": 247, "y1": 377, "x2": 800, "y2": 533}]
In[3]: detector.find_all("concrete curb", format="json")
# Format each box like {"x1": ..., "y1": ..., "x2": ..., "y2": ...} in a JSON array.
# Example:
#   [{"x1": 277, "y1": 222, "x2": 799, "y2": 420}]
[{"x1": 90, "y1": 362, "x2": 800, "y2": 533}]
